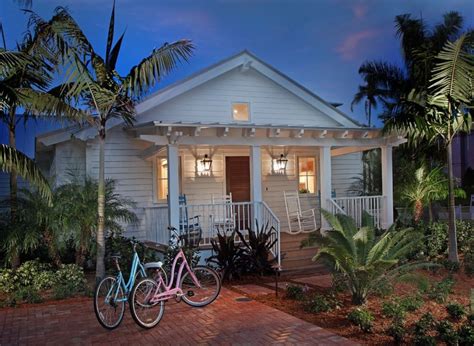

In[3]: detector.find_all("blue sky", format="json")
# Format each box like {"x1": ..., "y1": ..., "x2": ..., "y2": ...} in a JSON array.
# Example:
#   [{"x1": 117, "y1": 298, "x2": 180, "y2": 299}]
[{"x1": 1, "y1": 0, "x2": 473, "y2": 156}]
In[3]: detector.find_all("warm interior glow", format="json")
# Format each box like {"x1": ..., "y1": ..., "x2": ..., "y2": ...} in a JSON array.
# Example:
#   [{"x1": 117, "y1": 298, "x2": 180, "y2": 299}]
[
  {"x1": 157, "y1": 158, "x2": 168, "y2": 200},
  {"x1": 232, "y1": 103, "x2": 249, "y2": 121},
  {"x1": 298, "y1": 157, "x2": 316, "y2": 193}
]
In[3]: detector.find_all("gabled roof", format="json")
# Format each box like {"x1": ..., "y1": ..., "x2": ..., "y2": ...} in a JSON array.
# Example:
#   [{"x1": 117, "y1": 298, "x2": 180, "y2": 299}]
[
  {"x1": 38, "y1": 50, "x2": 362, "y2": 147},
  {"x1": 136, "y1": 50, "x2": 359, "y2": 127}
]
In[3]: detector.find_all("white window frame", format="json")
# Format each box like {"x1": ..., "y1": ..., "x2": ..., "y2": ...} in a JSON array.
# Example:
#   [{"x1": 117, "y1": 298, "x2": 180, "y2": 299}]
[
  {"x1": 231, "y1": 102, "x2": 251, "y2": 122},
  {"x1": 153, "y1": 156, "x2": 182, "y2": 204}
]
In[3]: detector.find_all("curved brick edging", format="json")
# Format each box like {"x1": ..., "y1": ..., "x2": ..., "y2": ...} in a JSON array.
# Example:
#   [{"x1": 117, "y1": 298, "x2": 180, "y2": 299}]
[{"x1": 0, "y1": 288, "x2": 357, "y2": 345}]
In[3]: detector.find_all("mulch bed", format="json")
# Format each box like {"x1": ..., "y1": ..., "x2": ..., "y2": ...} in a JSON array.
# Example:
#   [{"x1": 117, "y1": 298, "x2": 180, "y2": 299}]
[{"x1": 226, "y1": 268, "x2": 474, "y2": 345}]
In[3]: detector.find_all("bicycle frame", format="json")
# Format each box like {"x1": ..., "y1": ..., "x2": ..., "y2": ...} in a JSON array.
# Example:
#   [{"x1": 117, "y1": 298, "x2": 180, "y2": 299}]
[
  {"x1": 107, "y1": 251, "x2": 146, "y2": 303},
  {"x1": 149, "y1": 248, "x2": 201, "y2": 303}
]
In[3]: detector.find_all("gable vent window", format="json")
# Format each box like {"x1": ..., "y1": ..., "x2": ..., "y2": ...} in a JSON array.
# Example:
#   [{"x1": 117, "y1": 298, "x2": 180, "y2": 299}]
[{"x1": 232, "y1": 103, "x2": 250, "y2": 121}]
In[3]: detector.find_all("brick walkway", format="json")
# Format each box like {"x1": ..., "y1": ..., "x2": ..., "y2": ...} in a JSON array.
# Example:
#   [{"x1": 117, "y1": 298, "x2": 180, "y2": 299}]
[{"x1": 0, "y1": 288, "x2": 356, "y2": 345}]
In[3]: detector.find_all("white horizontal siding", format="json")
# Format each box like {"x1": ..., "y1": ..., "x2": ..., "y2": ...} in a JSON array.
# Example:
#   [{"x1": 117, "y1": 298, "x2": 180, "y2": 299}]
[
  {"x1": 85, "y1": 128, "x2": 154, "y2": 239},
  {"x1": 332, "y1": 152, "x2": 363, "y2": 197},
  {"x1": 54, "y1": 139, "x2": 86, "y2": 186},
  {"x1": 138, "y1": 68, "x2": 341, "y2": 127}
]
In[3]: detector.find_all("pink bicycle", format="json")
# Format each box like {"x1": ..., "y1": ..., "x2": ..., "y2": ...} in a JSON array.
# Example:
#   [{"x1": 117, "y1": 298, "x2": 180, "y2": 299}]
[{"x1": 130, "y1": 227, "x2": 221, "y2": 329}]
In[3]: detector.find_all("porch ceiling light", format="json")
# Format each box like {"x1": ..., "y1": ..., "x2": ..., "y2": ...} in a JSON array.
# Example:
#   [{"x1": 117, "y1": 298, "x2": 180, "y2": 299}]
[
  {"x1": 273, "y1": 154, "x2": 288, "y2": 174},
  {"x1": 198, "y1": 154, "x2": 213, "y2": 175}
]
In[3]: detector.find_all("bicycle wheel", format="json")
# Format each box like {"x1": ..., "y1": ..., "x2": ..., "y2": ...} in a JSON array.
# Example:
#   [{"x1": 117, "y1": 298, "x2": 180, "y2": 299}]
[
  {"x1": 180, "y1": 266, "x2": 221, "y2": 307},
  {"x1": 94, "y1": 276, "x2": 125, "y2": 330},
  {"x1": 130, "y1": 278, "x2": 165, "y2": 329}
]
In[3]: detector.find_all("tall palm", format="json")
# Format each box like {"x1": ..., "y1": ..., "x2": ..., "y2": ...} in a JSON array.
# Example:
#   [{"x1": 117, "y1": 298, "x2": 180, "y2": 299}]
[
  {"x1": 351, "y1": 61, "x2": 404, "y2": 126},
  {"x1": 30, "y1": 4, "x2": 194, "y2": 280},
  {"x1": 353, "y1": 12, "x2": 464, "y2": 124},
  {"x1": 386, "y1": 33, "x2": 474, "y2": 262},
  {"x1": 1, "y1": 32, "x2": 86, "y2": 268}
]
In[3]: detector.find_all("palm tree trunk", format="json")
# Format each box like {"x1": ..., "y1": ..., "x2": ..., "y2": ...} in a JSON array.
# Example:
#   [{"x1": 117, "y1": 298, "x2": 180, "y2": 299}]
[
  {"x1": 95, "y1": 126, "x2": 106, "y2": 283},
  {"x1": 414, "y1": 200, "x2": 424, "y2": 223},
  {"x1": 446, "y1": 140, "x2": 458, "y2": 263},
  {"x1": 9, "y1": 107, "x2": 20, "y2": 269}
]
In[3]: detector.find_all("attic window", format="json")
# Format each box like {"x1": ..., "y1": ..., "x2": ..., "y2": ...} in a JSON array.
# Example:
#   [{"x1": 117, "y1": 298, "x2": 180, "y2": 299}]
[{"x1": 232, "y1": 103, "x2": 249, "y2": 121}]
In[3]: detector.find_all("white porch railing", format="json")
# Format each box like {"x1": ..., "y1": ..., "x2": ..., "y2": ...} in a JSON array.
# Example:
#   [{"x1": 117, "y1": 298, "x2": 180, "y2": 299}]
[
  {"x1": 328, "y1": 195, "x2": 385, "y2": 229},
  {"x1": 144, "y1": 201, "x2": 281, "y2": 267}
]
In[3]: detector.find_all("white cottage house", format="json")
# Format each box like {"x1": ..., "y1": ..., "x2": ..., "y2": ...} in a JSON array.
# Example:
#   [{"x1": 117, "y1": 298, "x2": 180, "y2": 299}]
[{"x1": 35, "y1": 51, "x2": 405, "y2": 270}]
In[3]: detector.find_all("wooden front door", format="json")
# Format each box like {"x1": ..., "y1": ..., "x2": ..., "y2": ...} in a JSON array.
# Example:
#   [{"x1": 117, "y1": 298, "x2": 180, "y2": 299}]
[{"x1": 225, "y1": 156, "x2": 250, "y2": 202}]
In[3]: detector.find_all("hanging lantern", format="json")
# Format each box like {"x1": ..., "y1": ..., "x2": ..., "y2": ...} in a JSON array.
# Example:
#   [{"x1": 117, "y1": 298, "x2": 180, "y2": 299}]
[
  {"x1": 199, "y1": 154, "x2": 213, "y2": 174},
  {"x1": 273, "y1": 154, "x2": 288, "y2": 174}
]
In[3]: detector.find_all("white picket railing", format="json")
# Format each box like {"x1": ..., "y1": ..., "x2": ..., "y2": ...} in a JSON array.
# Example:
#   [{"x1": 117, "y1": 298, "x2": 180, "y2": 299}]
[
  {"x1": 144, "y1": 201, "x2": 281, "y2": 266},
  {"x1": 328, "y1": 195, "x2": 385, "y2": 229}
]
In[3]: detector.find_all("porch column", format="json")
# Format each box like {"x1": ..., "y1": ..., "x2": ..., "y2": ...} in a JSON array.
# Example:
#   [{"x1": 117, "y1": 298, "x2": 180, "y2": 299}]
[
  {"x1": 167, "y1": 144, "x2": 180, "y2": 230},
  {"x1": 319, "y1": 146, "x2": 332, "y2": 230},
  {"x1": 381, "y1": 145, "x2": 394, "y2": 228},
  {"x1": 250, "y1": 145, "x2": 262, "y2": 203}
]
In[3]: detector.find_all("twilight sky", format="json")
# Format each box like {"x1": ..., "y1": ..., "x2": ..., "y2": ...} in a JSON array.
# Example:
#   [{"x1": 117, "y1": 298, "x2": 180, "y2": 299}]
[{"x1": 1, "y1": 0, "x2": 473, "y2": 157}]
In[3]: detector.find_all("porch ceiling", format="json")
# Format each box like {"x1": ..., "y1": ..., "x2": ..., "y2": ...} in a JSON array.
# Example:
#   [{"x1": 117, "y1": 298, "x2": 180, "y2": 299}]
[{"x1": 129, "y1": 121, "x2": 406, "y2": 148}]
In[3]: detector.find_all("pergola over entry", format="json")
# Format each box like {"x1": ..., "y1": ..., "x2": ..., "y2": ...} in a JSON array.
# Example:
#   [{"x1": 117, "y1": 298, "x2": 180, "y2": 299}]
[{"x1": 130, "y1": 121, "x2": 406, "y2": 231}]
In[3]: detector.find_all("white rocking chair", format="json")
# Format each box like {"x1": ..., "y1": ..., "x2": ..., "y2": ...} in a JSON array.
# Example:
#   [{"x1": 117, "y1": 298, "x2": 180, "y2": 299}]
[
  {"x1": 284, "y1": 191, "x2": 317, "y2": 234},
  {"x1": 210, "y1": 193, "x2": 236, "y2": 232}
]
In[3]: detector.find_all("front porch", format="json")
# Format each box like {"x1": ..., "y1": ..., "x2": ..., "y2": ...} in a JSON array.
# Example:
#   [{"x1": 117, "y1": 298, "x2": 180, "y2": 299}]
[{"x1": 133, "y1": 122, "x2": 403, "y2": 269}]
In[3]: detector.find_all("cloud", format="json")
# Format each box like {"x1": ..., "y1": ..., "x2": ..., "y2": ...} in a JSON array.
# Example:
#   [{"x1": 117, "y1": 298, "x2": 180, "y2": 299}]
[
  {"x1": 336, "y1": 29, "x2": 379, "y2": 61},
  {"x1": 352, "y1": 3, "x2": 369, "y2": 20}
]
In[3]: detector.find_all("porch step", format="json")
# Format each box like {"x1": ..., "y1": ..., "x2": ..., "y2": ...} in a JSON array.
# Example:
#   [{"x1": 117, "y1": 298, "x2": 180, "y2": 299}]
[{"x1": 279, "y1": 231, "x2": 324, "y2": 271}]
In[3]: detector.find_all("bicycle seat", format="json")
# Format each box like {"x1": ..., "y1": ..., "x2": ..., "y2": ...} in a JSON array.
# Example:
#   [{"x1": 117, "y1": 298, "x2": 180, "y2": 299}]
[
  {"x1": 110, "y1": 254, "x2": 121, "y2": 260},
  {"x1": 144, "y1": 261, "x2": 163, "y2": 270}
]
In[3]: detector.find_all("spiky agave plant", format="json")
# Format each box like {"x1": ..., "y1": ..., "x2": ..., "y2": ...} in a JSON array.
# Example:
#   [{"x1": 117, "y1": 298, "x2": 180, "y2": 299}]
[{"x1": 306, "y1": 210, "x2": 426, "y2": 305}]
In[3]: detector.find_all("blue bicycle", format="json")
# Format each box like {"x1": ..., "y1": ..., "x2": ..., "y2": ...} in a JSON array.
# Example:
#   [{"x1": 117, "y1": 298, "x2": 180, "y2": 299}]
[{"x1": 93, "y1": 241, "x2": 163, "y2": 329}]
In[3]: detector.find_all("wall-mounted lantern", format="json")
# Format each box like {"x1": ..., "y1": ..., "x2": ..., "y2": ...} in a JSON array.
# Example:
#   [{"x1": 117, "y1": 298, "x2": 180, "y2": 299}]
[
  {"x1": 198, "y1": 154, "x2": 213, "y2": 176},
  {"x1": 273, "y1": 154, "x2": 288, "y2": 174}
]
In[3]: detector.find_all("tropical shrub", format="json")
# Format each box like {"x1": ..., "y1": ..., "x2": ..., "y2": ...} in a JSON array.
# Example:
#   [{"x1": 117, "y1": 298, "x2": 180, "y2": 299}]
[
  {"x1": 105, "y1": 235, "x2": 158, "y2": 277},
  {"x1": 428, "y1": 277, "x2": 454, "y2": 303},
  {"x1": 446, "y1": 302, "x2": 466, "y2": 320},
  {"x1": 423, "y1": 220, "x2": 473, "y2": 258},
  {"x1": 305, "y1": 210, "x2": 425, "y2": 304},
  {"x1": 400, "y1": 294, "x2": 424, "y2": 312},
  {"x1": 207, "y1": 230, "x2": 245, "y2": 281},
  {"x1": 436, "y1": 320, "x2": 459, "y2": 345},
  {"x1": 14, "y1": 286, "x2": 43, "y2": 304},
  {"x1": 382, "y1": 300, "x2": 406, "y2": 319},
  {"x1": 304, "y1": 295, "x2": 334, "y2": 313},
  {"x1": 459, "y1": 324, "x2": 474, "y2": 345},
  {"x1": 347, "y1": 308, "x2": 374, "y2": 333},
  {"x1": 413, "y1": 313, "x2": 436, "y2": 345},
  {"x1": 285, "y1": 284, "x2": 306, "y2": 301},
  {"x1": 237, "y1": 221, "x2": 278, "y2": 275},
  {"x1": 387, "y1": 317, "x2": 406, "y2": 345},
  {"x1": 464, "y1": 239, "x2": 474, "y2": 276},
  {"x1": 0, "y1": 260, "x2": 86, "y2": 295}
]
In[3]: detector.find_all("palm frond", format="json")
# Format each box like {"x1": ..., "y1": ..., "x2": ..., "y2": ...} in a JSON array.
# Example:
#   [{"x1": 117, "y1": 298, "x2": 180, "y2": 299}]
[
  {"x1": 0, "y1": 144, "x2": 51, "y2": 202},
  {"x1": 430, "y1": 32, "x2": 474, "y2": 105},
  {"x1": 123, "y1": 40, "x2": 194, "y2": 99}
]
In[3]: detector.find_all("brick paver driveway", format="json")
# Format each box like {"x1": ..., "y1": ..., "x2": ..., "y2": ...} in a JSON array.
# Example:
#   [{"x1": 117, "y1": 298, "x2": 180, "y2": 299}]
[{"x1": 0, "y1": 288, "x2": 355, "y2": 345}]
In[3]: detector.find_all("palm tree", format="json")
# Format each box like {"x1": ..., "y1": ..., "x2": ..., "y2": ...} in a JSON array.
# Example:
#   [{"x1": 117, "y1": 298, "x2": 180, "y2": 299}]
[
  {"x1": 402, "y1": 166, "x2": 465, "y2": 223},
  {"x1": 30, "y1": 4, "x2": 194, "y2": 280},
  {"x1": 386, "y1": 33, "x2": 474, "y2": 262},
  {"x1": 0, "y1": 144, "x2": 50, "y2": 201},
  {"x1": 353, "y1": 12, "x2": 464, "y2": 124},
  {"x1": 351, "y1": 61, "x2": 404, "y2": 127},
  {"x1": 303, "y1": 210, "x2": 425, "y2": 305}
]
